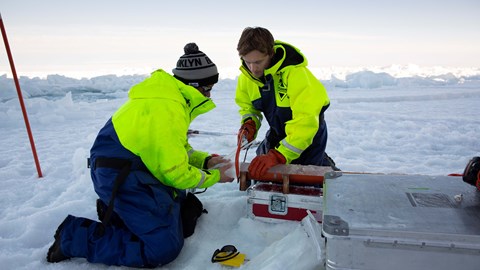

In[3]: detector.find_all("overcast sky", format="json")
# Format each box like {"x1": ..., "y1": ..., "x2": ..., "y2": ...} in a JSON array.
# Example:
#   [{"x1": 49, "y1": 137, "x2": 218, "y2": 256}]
[{"x1": 1, "y1": 0, "x2": 479, "y2": 78}]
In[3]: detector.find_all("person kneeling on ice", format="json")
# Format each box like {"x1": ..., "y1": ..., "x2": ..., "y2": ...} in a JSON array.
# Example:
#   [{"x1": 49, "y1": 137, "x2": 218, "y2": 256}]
[
  {"x1": 46, "y1": 43, "x2": 234, "y2": 268},
  {"x1": 234, "y1": 27, "x2": 339, "y2": 179}
]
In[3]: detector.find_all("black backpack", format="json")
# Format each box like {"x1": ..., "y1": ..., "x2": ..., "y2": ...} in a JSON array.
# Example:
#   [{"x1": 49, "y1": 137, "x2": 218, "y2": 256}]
[
  {"x1": 181, "y1": 192, "x2": 208, "y2": 238},
  {"x1": 462, "y1": 156, "x2": 480, "y2": 188}
]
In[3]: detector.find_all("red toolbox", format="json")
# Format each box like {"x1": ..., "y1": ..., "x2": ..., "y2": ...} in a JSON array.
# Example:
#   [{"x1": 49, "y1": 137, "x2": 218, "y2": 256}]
[
  {"x1": 247, "y1": 182, "x2": 323, "y2": 222},
  {"x1": 240, "y1": 163, "x2": 332, "y2": 223}
]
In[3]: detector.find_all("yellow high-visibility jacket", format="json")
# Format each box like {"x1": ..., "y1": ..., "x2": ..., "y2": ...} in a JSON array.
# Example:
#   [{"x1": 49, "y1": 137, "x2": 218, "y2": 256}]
[
  {"x1": 112, "y1": 69, "x2": 220, "y2": 189},
  {"x1": 235, "y1": 41, "x2": 330, "y2": 164}
]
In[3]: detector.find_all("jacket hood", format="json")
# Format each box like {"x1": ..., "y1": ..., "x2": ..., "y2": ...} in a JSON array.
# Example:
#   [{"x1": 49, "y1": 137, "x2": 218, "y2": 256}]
[
  {"x1": 129, "y1": 69, "x2": 187, "y2": 100},
  {"x1": 270, "y1": 40, "x2": 308, "y2": 72},
  {"x1": 239, "y1": 40, "x2": 308, "y2": 86},
  {"x1": 128, "y1": 69, "x2": 215, "y2": 121}
]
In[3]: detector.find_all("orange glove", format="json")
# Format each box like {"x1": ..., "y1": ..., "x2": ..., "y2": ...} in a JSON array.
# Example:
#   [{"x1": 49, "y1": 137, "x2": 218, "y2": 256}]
[
  {"x1": 237, "y1": 119, "x2": 257, "y2": 144},
  {"x1": 238, "y1": 119, "x2": 256, "y2": 145},
  {"x1": 248, "y1": 149, "x2": 286, "y2": 179}
]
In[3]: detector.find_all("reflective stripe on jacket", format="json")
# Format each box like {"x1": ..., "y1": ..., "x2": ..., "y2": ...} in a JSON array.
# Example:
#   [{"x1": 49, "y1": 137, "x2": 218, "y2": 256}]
[{"x1": 235, "y1": 41, "x2": 330, "y2": 163}]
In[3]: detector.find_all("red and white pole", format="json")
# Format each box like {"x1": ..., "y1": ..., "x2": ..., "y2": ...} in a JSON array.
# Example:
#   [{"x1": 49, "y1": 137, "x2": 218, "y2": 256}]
[{"x1": 0, "y1": 13, "x2": 43, "y2": 178}]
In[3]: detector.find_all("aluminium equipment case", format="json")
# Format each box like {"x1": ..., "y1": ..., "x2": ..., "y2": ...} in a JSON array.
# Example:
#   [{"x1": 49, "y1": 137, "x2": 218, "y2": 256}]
[{"x1": 322, "y1": 173, "x2": 480, "y2": 270}]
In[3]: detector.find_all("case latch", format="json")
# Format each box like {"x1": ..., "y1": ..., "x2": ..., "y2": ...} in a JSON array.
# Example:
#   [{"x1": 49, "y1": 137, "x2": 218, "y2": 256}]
[{"x1": 269, "y1": 194, "x2": 288, "y2": 215}]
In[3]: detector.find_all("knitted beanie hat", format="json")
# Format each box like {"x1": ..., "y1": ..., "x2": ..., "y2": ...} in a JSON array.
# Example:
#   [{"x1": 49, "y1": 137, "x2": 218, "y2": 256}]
[{"x1": 172, "y1": 43, "x2": 219, "y2": 87}]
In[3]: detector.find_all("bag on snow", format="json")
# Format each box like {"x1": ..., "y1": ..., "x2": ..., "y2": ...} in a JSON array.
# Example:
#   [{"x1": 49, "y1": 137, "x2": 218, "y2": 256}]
[
  {"x1": 462, "y1": 156, "x2": 480, "y2": 190},
  {"x1": 181, "y1": 192, "x2": 207, "y2": 238}
]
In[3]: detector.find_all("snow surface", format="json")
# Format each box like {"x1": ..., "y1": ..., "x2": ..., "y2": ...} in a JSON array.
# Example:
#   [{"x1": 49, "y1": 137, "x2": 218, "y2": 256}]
[{"x1": 0, "y1": 67, "x2": 479, "y2": 270}]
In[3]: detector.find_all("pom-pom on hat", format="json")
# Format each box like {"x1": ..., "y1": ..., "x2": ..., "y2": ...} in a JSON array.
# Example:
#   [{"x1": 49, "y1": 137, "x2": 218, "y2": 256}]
[{"x1": 172, "y1": 43, "x2": 219, "y2": 87}]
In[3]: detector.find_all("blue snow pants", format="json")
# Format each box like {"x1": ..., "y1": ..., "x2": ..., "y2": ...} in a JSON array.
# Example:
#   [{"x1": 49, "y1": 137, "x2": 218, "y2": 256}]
[{"x1": 58, "y1": 118, "x2": 184, "y2": 267}]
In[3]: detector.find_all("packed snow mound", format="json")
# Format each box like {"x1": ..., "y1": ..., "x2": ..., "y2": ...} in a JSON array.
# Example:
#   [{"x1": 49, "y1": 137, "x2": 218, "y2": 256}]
[
  {"x1": 327, "y1": 71, "x2": 479, "y2": 89},
  {"x1": 330, "y1": 71, "x2": 397, "y2": 89},
  {"x1": 2, "y1": 68, "x2": 480, "y2": 101},
  {"x1": 0, "y1": 74, "x2": 146, "y2": 101}
]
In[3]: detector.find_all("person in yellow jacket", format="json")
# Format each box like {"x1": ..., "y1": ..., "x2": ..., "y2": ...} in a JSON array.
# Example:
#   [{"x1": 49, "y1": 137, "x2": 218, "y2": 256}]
[
  {"x1": 235, "y1": 27, "x2": 337, "y2": 179},
  {"x1": 47, "y1": 43, "x2": 233, "y2": 268}
]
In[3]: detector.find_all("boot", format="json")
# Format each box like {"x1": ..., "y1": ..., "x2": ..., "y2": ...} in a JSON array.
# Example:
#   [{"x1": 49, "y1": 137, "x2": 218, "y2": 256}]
[{"x1": 46, "y1": 215, "x2": 74, "y2": 263}]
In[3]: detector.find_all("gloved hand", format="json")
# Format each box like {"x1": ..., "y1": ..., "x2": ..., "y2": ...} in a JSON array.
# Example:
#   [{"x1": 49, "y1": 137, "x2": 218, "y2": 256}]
[
  {"x1": 237, "y1": 119, "x2": 256, "y2": 145},
  {"x1": 248, "y1": 149, "x2": 286, "y2": 179}
]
